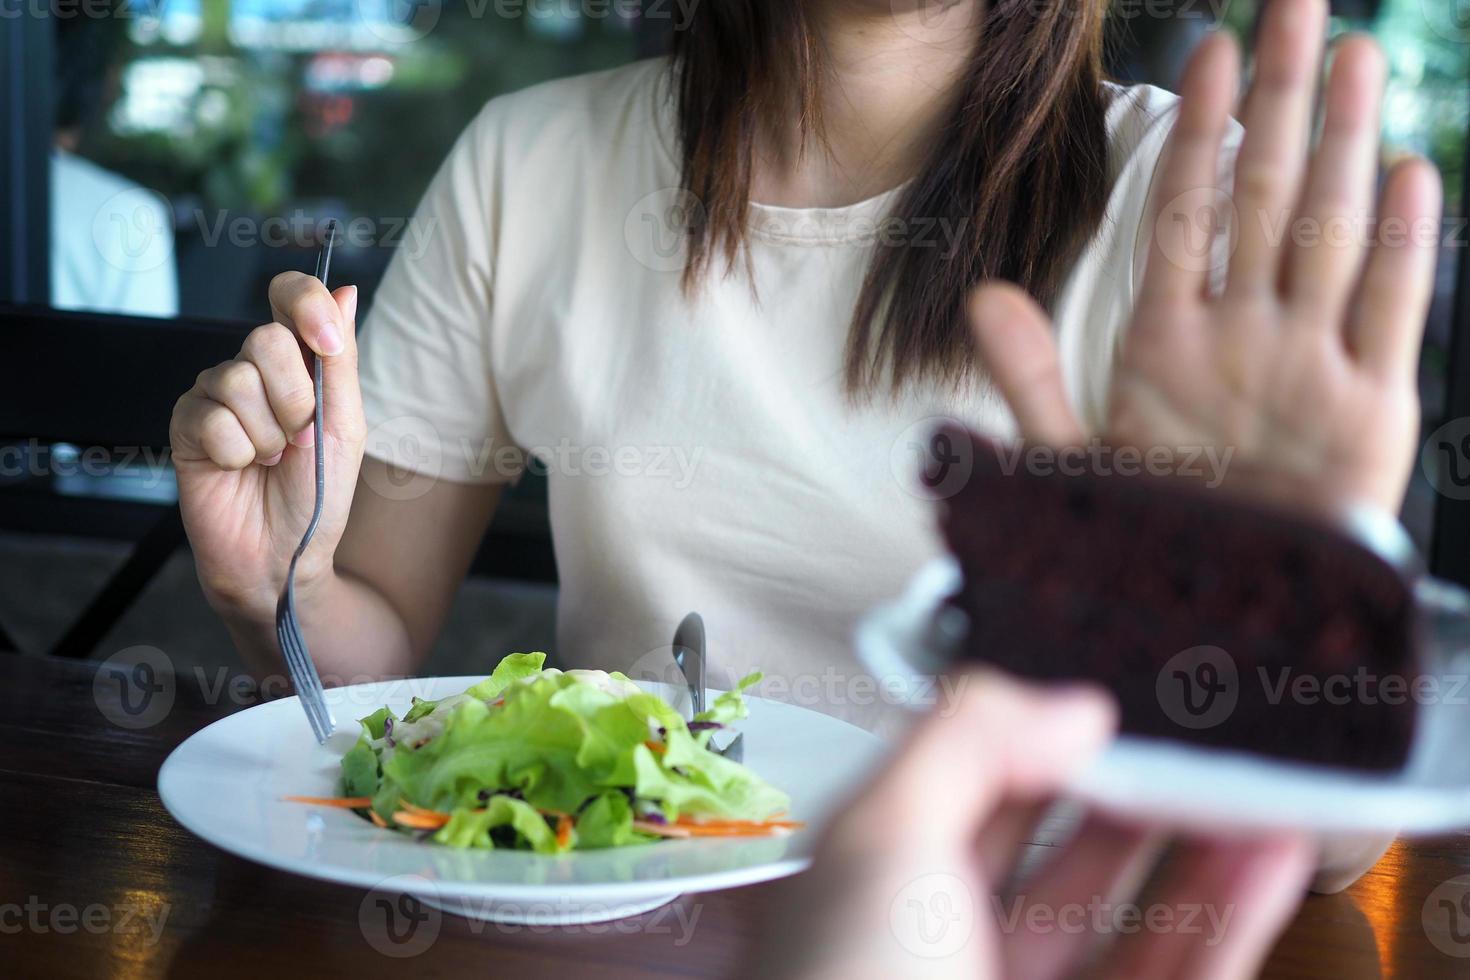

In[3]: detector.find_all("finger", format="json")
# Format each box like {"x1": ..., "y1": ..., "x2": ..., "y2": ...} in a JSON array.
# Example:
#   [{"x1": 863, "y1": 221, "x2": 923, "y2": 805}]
[
  {"x1": 1103, "y1": 833, "x2": 1314, "y2": 980},
  {"x1": 169, "y1": 390, "x2": 258, "y2": 471},
  {"x1": 1000, "y1": 814, "x2": 1164, "y2": 980},
  {"x1": 1352, "y1": 158, "x2": 1443, "y2": 383},
  {"x1": 1227, "y1": 0, "x2": 1329, "y2": 297},
  {"x1": 1285, "y1": 35, "x2": 1387, "y2": 323},
  {"x1": 969, "y1": 284, "x2": 1086, "y2": 447},
  {"x1": 268, "y1": 271, "x2": 351, "y2": 358},
  {"x1": 320, "y1": 285, "x2": 363, "y2": 439},
  {"x1": 271, "y1": 281, "x2": 362, "y2": 443},
  {"x1": 1142, "y1": 31, "x2": 1240, "y2": 307},
  {"x1": 197, "y1": 361, "x2": 289, "y2": 464},
  {"x1": 846, "y1": 671, "x2": 1115, "y2": 851},
  {"x1": 239, "y1": 322, "x2": 318, "y2": 446}
]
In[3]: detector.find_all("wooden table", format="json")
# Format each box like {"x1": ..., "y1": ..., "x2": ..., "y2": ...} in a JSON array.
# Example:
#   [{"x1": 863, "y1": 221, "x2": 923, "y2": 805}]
[{"x1": 4, "y1": 654, "x2": 1469, "y2": 978}]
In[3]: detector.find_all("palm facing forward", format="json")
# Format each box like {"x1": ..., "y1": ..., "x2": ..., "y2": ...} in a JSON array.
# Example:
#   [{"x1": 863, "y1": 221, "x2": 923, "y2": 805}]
[{"x1": 972, "y1": 0, "x2": 1442, "y2": 517}]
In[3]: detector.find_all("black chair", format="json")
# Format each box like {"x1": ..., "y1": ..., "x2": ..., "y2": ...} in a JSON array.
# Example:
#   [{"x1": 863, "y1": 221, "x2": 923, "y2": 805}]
[{"x1": 1, "y1": 304, "x2": 557, "y2": 659}]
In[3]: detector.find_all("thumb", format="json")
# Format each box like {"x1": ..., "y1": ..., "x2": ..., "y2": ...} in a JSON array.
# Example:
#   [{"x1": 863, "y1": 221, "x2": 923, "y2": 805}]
[
  {"x1": 851, "y1": 671, "x2": 1116, "y2": 846},
  {"x1": 321, "y1": 285, "x2": 362, "y2": 440},
  {"x1": 969, "y1": 283, "x2": 1085, "y2": 447}
]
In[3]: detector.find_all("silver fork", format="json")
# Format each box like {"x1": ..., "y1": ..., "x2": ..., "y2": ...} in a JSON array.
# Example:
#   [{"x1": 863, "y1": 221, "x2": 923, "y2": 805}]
[
  {"x1": 672, "y1": 612, "x2": 744, "y2": 762},
  {"x1": 275, "y1": 221, "x2": 339, "y2": 744}
]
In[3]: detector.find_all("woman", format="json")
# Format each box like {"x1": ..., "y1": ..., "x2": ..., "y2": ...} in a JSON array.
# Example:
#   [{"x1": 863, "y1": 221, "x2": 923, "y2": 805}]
[{"x1": 169, "y1": 0, "x2": 1438, "y2": 895}]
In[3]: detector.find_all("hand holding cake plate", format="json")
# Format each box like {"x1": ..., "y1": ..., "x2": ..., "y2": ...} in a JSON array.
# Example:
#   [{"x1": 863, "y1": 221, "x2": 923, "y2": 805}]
[{"x1": 858, "y1": 434, "x2": 1470, "y2": 835}]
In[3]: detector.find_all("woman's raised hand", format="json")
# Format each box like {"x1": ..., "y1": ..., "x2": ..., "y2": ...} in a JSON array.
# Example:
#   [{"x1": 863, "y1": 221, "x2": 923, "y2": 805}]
[{"x1": 971, "y1": 0, "x2": 1442, "y2": 516}]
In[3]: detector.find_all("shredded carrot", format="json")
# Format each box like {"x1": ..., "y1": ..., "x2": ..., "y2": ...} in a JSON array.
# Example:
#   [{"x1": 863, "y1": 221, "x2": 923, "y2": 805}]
[
  {"x1": 397, "y1": 798, "x2": 446, "y2": 818},
  {"x1": 555, "y1": 814, "x2": 574, "y2": 849},
  {"x1": 643, "y1": 740, "x2": 667, "y2": 755},
  {"x1": 678, "y1": 824, "x2": 800, "y2": 837},
  {"x1": 675, "y1": 816, "x2": 805, "y2": 831},
  {"x1": 369, "y1": 810, "x2": 390, "y2": 829},
  {"x1": 283, "y1": 795, "x2": 372, "y2": 809},
  {"x1": 393, "y1": 810, "x2": 451, "y2": 830},
  {"x1": 632, "y1": 820, "x2": 691, "y2": 838}
]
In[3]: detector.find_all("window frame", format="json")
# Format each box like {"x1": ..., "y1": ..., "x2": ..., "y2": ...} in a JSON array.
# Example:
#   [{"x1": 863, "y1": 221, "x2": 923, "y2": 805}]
[{"x1": 1, "y1": 11, "x2": 52, "y2": 305}]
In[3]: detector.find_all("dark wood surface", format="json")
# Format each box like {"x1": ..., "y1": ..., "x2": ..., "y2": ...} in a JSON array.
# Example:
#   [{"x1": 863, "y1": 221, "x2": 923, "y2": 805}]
[{"x1": 4, "y1": 654, "x2": 1470, "y2": 978}]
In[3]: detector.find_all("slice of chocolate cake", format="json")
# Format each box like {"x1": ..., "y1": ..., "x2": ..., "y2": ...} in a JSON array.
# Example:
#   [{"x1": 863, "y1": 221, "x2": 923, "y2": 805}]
[{"x1": 936, "y1": 426, "x2": 1422, "y2": 772}]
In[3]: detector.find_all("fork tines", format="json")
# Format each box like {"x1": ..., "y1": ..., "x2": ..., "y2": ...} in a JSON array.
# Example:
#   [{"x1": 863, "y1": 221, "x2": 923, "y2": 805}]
[{"x1": 276, "y1": 585, "x2": 335, "y2": 743}]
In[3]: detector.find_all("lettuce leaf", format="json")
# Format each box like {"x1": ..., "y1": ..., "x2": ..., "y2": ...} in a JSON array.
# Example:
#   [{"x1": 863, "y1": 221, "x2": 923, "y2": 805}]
[
  {"x1": 633, "y1": 728, "x2": 789, "y2": 820},
  {"x1": 576, "y1": 791, "x2": 649, "y2": 848},
  {"x1": 402, "y1": 698, "x2": 439, "y2": 723},
  {"x1": 434, "y1": 795, "x2": 563, "y2": 853},
  {"x1": 340, "y1": 737, "x2": 380, "y2": 799},
  {"x1": 464, "y1": 652, "x2": 548, "y2": 701},
  {"x1": 694, "y1": 671, "x2": 762, "y2": 728},
  {"x1": 358, "y1": 706, "x2": 396, "y2": 740}
]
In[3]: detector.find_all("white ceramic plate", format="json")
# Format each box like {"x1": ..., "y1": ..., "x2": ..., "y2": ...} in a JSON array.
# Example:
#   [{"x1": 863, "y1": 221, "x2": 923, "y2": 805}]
[
  {"x1": 159, "y1": 677, "x2": 886, "y2": 924},
  {"x1": 857, "y1": 555, "x2": 1470, "y2": 835}
]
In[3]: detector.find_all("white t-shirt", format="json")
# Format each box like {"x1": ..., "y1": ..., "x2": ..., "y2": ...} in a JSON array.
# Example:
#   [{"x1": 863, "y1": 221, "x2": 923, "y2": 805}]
[
  {"x1": 358, "y1": 57, "x2": 1235, "y2": 732},
  {"x1": 51, "y1": 150, "x2": 179, "y2": 319}
]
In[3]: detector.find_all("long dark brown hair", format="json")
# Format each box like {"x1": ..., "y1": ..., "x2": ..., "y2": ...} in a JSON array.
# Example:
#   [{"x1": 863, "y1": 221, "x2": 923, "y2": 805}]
[{"x1": 670, "y1": 1, "x2": 1113, "y2": 396}]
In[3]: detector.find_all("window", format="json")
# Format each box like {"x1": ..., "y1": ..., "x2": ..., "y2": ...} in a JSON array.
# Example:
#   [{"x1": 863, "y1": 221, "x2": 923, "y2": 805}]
[{"x1": 47, "y1": 0, "x2": 647, "y2": 323}]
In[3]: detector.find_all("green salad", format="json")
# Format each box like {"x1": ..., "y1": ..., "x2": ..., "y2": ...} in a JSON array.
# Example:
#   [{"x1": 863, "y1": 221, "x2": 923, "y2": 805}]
[{"x1": 288, "y1": 653, "x2": 798, "y2": 852}]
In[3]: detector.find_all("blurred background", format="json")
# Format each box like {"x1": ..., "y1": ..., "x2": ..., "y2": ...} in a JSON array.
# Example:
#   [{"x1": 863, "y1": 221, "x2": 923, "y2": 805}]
[{"x1": 1, "y1": 0, "x2": 1468, "y2": 677}]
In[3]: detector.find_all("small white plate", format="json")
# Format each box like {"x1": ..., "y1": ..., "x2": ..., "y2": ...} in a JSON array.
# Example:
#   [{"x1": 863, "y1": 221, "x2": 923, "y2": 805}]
[
  {"x1": 857, "y1": 556, "x2": 1470, "y2": 835},
  {"x1": 159, "y1": 678, "x2": 886, "y2": 924}
]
